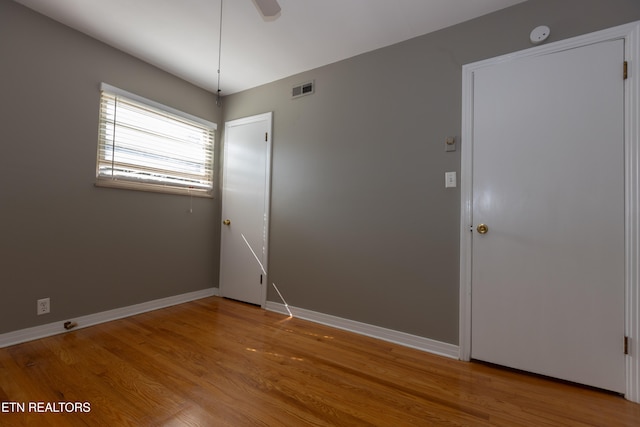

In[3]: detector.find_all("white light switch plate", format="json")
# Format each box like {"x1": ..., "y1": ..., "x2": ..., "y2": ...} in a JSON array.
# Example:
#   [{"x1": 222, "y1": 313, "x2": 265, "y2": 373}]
[{"x1": 445, "y1": 171, "x2": 457, "y2": 188}]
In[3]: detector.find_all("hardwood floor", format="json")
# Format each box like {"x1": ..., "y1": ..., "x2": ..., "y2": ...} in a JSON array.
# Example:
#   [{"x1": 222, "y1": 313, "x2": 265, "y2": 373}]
[{"x1": 0, "y1": 296, "x2": 638, "y2": 426}]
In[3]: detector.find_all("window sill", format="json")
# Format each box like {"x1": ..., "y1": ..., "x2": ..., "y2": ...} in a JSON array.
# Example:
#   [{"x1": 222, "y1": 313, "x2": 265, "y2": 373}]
[{"x1": 95, "y1": 179, "x2": 214, "y2": 198}]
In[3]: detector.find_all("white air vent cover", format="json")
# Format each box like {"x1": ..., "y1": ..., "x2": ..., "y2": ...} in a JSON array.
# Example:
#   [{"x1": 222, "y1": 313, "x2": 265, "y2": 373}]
[{"x1": 291, "y1": 80, "x2": 314, "y2": 99}]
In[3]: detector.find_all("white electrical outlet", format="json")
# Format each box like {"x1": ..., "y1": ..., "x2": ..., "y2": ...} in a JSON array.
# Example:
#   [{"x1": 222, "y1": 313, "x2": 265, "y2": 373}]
[{"x1": 37, "y1": 298, "x2": 50, "y2": 315}]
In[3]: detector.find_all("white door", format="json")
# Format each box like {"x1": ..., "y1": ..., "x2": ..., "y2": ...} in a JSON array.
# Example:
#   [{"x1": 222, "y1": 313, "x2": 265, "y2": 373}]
[
  {"x1": 219, "y1": 112, "x2": 272, "y2": 306},
  {"x1": 471, "y1": 40, "x2": 625, "y2": 392}
]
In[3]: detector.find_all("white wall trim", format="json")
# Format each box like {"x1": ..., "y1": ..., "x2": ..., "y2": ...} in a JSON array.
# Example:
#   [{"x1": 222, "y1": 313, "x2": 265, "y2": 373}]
[
  {"x1": 623, "y1": 20, "x2": 640, "y2": 404},
  {"x1": 460, "y1": 21, "x2": 640, "y2": 402},
  {"x1": 0, "y1": 288, "x2": 219, "y2": 349},
  {"x1": 265, "y1": 301, "x2": 459, "y2": 359}
]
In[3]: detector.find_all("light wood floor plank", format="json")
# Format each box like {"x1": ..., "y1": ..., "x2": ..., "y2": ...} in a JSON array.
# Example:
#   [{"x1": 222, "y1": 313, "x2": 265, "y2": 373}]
[{"x1": 0, "y1": 296, "x2": 639, "y2": 426}]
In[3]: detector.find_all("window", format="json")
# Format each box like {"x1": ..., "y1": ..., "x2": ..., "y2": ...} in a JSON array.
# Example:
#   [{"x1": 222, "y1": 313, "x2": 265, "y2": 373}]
[{"x1": 96, "y1": 83, "x2": 216, "y2": 197}]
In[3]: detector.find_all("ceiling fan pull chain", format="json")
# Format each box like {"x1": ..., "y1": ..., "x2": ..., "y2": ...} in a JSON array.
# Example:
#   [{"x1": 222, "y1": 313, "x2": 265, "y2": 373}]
[{"x1": 216, "y1": 0, "x2": 224, "y2": 107}]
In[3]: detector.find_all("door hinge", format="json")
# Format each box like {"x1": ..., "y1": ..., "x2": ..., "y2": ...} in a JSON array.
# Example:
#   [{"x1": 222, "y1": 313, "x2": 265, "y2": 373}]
[
  {"x1": 265, "y1": 132, "x2": 268, "y2": 142},
  {"x1": 624, "y1": 61, "x2": 628, "y2": 80},
  {"x1": 624, "y1": 336, "x2": 630, "y2": 355}
]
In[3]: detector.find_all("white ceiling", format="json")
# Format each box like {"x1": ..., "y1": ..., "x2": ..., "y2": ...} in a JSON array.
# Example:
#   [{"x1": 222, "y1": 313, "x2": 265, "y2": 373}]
[{"x1": 14, "y1": 0, "x2": 526, "y2": 95}]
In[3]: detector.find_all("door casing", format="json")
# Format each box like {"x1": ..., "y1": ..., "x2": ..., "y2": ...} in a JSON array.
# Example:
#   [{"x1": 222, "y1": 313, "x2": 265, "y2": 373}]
[
  {"x1": 459, "y1": 21, "x2": 640, "y2": 402},
  {"x1": 219, "y1": 112, "x2": 273, "y2": 307}
]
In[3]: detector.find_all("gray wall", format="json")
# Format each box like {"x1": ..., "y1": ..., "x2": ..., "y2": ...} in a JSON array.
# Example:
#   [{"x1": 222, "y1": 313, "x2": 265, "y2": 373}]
[
  {"x1": 222, "y1": 0, "x2": 640, "y2": 345},
  {"x1": 3, "y1": 0, "x2": 640, "y2": 345},
  {"x1": 0, "y1": 0, "x2": 222, "y2": 334}
]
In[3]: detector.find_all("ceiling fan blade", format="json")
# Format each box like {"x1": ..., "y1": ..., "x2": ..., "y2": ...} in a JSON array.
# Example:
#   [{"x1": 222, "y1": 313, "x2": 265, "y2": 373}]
[{"x1": 253, "y1": 0, "x2": 281, "y2": 17}]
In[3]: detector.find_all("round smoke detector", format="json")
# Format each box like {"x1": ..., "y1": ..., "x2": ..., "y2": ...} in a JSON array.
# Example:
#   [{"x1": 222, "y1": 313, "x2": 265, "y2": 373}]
[{"x1": 530, "y1": 25, "x2": 551, "y2": 44}]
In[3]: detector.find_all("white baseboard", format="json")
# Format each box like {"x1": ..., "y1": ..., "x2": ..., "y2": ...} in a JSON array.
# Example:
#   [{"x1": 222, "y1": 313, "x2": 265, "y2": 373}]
[
  {"x1": 2, "y1": 290, "x2": 458, "y2": 360},
  {"x1": 265, "y1": 301, "x2": 459, "y2": 359},
  {"x1": 0, "y1": 287, "x2": 219, "y2": 348}
]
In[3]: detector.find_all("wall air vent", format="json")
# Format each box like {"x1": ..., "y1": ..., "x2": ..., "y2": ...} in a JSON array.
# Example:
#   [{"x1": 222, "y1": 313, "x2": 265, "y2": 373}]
[{"x1": 291, "y1": 80, "x2": 314, "y2": 99}]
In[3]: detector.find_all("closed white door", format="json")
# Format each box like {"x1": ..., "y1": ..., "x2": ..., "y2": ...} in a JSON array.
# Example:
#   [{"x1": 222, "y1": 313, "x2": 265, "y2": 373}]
[
  {"x1": 471, "y1": 40, "x2": 625, "y2": 392},
  {"x1": 219, "y1": 112, "x2": 272, "y2": 305}
]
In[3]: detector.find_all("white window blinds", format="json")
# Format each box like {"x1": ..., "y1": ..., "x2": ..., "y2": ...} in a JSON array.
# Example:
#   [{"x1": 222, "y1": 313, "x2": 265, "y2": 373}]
[{"x1": 96, "y1": 84, "x2": 216, "y2": 196}]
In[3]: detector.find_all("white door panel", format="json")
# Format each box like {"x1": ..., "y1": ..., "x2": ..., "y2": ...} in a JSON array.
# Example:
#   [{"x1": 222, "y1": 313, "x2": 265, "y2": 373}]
[
  {"x1": 220, "y1": 113, "x2": 272, "y2": 305},
  {"x1": 471, "y1": 40, "x2": 625, "y2": 392}
]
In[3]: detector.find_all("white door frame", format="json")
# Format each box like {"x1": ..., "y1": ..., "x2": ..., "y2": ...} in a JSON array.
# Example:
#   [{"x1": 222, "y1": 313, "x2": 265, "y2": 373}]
[
  {"x1": 220, "y1": 112, "x2": 273, "y2": 308},
  {"x1": 459, "y1": 21, "x2": 640, "y2": 402}
]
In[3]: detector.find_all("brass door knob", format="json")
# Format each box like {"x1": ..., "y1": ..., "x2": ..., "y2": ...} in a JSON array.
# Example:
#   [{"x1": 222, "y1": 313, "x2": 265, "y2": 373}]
[
  {"x1": 223, "y1": 219, "x2": 231, "y2": 226},
  {"x1": 476, "y1": 224, "x2": 488, "y2": 234}
]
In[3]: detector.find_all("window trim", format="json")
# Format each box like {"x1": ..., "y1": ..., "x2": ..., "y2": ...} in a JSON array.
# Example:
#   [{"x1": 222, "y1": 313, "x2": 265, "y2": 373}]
[{"x1": 95, "y1": 83, "x2": 217, "y2": 198}]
